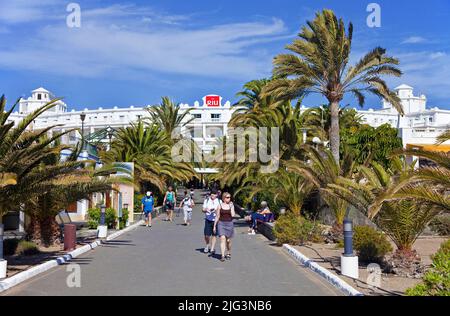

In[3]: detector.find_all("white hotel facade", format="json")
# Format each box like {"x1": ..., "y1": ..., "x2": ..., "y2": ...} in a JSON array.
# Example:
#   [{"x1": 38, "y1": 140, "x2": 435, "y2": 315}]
[
  {"x1": 9, "y1": 84, "x2": 450, "y2": 154},
  {"x1": 3, "y1": 84, "x2": 449, "y2": 227}
]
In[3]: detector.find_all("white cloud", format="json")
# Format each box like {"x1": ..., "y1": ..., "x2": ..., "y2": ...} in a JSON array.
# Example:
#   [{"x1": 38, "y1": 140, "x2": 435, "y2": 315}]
[
  {"x1": 389, "y1": 51, "x2": 450, "y2": 104},
  {"x1": 0, "y1": 2, "x2": 287, "y2": 81},
  {"x1": 401, "y1": 36, "x2": 427, "y2": 44},
  {"x1": 0, "y1": 0, "x2": 60, "y2": 24}
]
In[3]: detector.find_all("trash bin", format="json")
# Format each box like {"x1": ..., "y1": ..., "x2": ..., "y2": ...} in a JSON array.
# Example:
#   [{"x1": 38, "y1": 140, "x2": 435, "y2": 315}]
[{"x1": 64, "y1": 224, "x2": 77, "y2": 251}]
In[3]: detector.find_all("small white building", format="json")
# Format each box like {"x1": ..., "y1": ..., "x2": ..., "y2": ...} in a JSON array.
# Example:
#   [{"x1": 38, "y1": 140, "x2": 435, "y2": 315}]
[{"x1": 356, "y1": 84, "x2": 450, "y2": 149}]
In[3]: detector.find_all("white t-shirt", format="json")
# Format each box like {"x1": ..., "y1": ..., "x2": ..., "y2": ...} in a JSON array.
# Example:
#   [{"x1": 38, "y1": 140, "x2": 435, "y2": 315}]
[{"x1": 203, "y1": 197, "x2": 220, "y2": 221}]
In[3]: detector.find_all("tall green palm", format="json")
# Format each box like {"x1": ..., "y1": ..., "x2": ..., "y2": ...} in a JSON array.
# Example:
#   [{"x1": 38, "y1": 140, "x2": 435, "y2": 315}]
[
  {"x1": 146, "y1": 96, "x2": 193, "y2": 139},
  {"x1": 263, "y1": 9, "x2": 403, "y2": 163}
]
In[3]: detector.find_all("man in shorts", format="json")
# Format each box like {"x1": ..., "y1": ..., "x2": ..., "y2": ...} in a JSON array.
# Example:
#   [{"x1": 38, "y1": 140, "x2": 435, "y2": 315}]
[
  {"x1": 202, "y1": 189, "x2": 220, "y2": 254},
  {"x1": 141, "y1": 191, "x2": 154, "y2": 227}
]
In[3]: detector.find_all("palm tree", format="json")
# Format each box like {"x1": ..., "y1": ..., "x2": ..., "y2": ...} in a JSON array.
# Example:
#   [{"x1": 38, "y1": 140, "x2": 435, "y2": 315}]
[
  {"x1": 327, "y1": 158, "x2": 442, "y2": 258},
  {"x1": 103, "y1": 121, "x2": 196, "y2": 192},
  {"x1": 146, "y1": 96, "x2": 194, "y2": 139},
  {"x1": 263, "y1": 9, "x2": 403, "y2": 163},
  {"x1": 287, "y1": 146, "x2": 356, "y2": 232},
  {"x1": 299, "y1": 105, "x2": 363, "y2": 146},
  {"x1": 235, "y1": 167, "x2": 314, "y2": 216},
  {"x1": 26, "y1": 143, "x2": 132, "y2": 246},
  {"x1": 0, "y1": 173, "x2": 16, "y2": 187},
  {"x1": 0, "y1": 96, "x2": 63, "y2": 220}
]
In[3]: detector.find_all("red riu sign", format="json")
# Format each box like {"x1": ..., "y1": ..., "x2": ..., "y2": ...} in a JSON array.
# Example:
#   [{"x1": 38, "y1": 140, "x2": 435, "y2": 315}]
[{"x1": 205, "y1": 95, "x2": 220, "y2": 107}]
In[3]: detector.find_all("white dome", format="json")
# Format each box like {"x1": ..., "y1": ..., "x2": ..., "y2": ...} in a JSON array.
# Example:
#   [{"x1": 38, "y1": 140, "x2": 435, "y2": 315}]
[
  {"x1": 395, "y1": 84, "x2": 413, "y2": 90},
  {"x1": 32, "y1": 87, "x2": 50, "y2": 93}
]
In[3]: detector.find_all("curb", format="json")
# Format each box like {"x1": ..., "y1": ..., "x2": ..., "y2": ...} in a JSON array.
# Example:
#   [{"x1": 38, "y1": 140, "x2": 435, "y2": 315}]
[
  {"x1": 282, "y1": 244, "x2": 363, "y2": 296},
  {"x1": 0, "y1": 220, "x2": 144, "y2": 293}
]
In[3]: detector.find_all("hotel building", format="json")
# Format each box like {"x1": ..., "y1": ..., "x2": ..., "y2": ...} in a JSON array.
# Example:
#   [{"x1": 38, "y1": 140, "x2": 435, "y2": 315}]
[{"x1": 3, "y1": 84, "x2": 449, "y2": 227}]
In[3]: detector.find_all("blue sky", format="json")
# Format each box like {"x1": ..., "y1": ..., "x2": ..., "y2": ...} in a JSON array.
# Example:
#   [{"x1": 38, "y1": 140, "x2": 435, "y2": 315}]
[{"x1": 0, "y1": 0, "x2": 449, "y2": 110}]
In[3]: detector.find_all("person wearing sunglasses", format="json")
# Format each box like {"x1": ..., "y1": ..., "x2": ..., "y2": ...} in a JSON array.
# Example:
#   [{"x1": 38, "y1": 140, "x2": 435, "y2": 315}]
[{"x1": 213, "y1": 193, "x2": 235, "y2": 262}]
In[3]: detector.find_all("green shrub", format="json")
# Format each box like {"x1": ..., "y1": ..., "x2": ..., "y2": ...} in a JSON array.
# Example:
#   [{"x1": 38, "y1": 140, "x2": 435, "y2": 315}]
[
  {"x1": 3, "y1": 238, "x2": 20, "y2": 256},
  {"x1": 353, "y1": 226, "x2": 393, "y2": 263},
  {"x1": 87, "y1": 207, "x2": 117, "y2": 229},
  {"x1": 134, "y1": 194, "x2": 143, "y2": 213},
  {"x1": 429, "y1": 215, "x2": 450, "y2": 236},
  {"x1": 119, "y1": 208, "x2": 129, "y2": 230},
  {"x1": 3, "y1": 239, "x2": 39, "y2": 256},
  {"x1": 16, "y1": 241, "x2": 39, "y2": 256},
  {"x1": 406, "y1": 239, "x2": 450, "y2": 296},
  {"x1": 273, "y1": 212, "x2": 323, "y2": 245}
]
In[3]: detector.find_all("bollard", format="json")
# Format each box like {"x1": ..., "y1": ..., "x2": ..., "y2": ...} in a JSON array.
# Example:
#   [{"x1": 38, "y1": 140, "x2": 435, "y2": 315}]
[
  {"x1": 343, "y1": 218, "x2": 353, "y2": 256},
  {"x1": 0, "y1": 223, "x2": 4, "y2": 260},
  {"x1": 100, "y1": 205, "x2": 106, "y2": 226},
  {"x1": 1, "y1": 224, "x2": 7, "y2": 278},
  {"x1": 341, "y1": 218, "x2": 359, "y2": 279},
  {"x1": 64, "y1": 224, "x2": 77, "y2": 251}
]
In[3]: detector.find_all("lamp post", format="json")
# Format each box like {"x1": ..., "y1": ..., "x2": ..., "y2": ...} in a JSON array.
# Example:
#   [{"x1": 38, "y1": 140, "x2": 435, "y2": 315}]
[
  {"x1": 97, "y1": 204, "x2": 108, "y2": 239},
  {"x1": 80, "y1": 112, "x2": 86, "y2": 150},
  {"x1": 301, "y1": 128, "x2": 308, "y2": 144},
  {"x1": 312, "y1": 136, "x2": 321, "y2": 149},
  {"x1": 107, "y1": 127, "x2": 113, "y2": 151}
]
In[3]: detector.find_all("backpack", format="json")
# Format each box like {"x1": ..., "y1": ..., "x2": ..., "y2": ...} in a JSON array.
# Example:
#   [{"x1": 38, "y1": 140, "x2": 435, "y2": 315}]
[{"x1": 184, "y1": 197, "x2": 192, "y2": 208}]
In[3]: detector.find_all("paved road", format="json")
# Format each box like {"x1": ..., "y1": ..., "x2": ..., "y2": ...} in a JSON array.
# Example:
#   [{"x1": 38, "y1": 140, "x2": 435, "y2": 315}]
[{"x1": 3, "y1": 196, "x2": 339, "y2": 296}]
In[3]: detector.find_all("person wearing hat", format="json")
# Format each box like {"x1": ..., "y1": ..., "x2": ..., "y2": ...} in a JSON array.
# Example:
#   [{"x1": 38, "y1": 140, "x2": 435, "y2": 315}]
[
  {"x1": 247, "y1": 201, "x2": 272, "y2": 235},
  {"x1": 141, "y1": 191, "x2": 155, "y2": 227}
]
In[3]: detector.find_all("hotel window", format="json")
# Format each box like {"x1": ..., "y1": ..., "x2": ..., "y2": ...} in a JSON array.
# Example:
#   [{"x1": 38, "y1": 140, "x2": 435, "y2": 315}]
[
  {"x1": 193, "y1": 114, "x2": 202, "y2": 119},
  {"x1": 429, "y1": 117, "x2": 433, "y2": 123},
  {"x1": 211, "y1": 114, "x2": 221, "y2": 121},
  {"x1": 37, "y1": 94, "x2": 42, "y2": 100}
]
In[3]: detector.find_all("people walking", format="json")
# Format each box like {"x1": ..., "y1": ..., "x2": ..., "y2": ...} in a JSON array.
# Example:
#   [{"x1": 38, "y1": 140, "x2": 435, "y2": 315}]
[
  {"x1": 163, "y1": 185, "x2": 176, "y2": 222},
  {"x1": 141, "y1": 191, "x2": 154, "y2": 227},
  {"x1": 213, "y1": 192, "x2": 235, "y2": 262},
  {"x1": 202, "y1": 189, "x2": 220, "y2": 255},
  {"x1": 179, "y1": 190, "x2": 194, "y2": 226}
]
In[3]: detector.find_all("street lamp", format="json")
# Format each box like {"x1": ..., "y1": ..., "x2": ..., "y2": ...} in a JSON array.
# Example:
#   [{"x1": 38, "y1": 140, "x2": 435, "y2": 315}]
[
  {"x1": 301, "y1": 128, "x2": 308, "y2": 144},
  {"x1": 80, "y1": 112, "x2": 86, "y2": 150},
  {"x1": 312, "y1": 137, "x2": 322, "y2": 147},
  {"x1": 107, "y1": 127, "x2": 113, "y2": 150}
]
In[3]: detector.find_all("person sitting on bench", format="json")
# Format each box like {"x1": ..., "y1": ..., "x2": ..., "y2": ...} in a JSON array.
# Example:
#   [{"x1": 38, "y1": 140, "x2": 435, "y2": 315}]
[{"x1": 245, "y1": 201, "x2": 272, "y2": 235}]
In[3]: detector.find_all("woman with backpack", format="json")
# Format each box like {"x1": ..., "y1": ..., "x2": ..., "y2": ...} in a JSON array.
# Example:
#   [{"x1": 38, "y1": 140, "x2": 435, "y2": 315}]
[
  {"x1": 179, "y1": 190, "x2": 195, "y2": 226},
  {"x1": 163, "y1": 185, "x2": 176, "y2": 222}
]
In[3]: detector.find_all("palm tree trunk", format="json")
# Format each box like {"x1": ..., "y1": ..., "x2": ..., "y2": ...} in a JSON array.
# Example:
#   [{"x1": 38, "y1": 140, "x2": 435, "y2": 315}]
[
  {"x1": 27, "y1": 214, "x2": 61, "y2": 247},
  {"x1": 329, "y1": 101, "x2": 340, "y2": 164}
]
